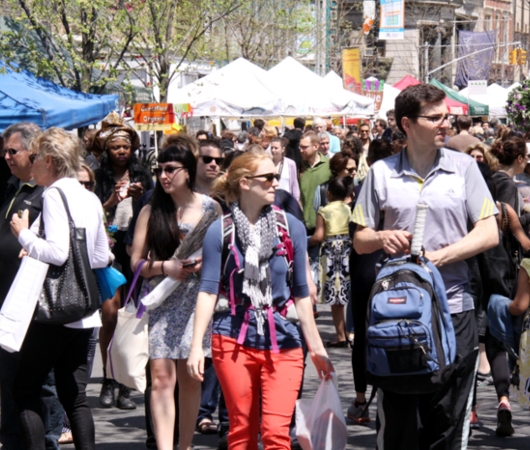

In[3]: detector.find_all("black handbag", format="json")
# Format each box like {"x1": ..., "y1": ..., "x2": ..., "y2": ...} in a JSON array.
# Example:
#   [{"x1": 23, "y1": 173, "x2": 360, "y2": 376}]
[{"x1": 35, "y1": 187, "x2": 101, "y2": 324}]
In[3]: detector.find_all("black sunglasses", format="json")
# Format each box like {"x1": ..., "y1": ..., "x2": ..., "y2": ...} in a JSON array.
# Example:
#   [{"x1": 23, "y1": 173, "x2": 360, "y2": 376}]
[
  {"x1": 79, "y1": 181, "x2": 95, "y2": 189},
  {"x1": 5, "y1": 148, "x2": 25, "y2": 157},
  {"x1": 153, "y1": 166, "x2": 186, "y2": 177},
  {"x1": 345, "y1": 167, "x2": 357, "y2": 174},
  {"x1": 247, "y1": 173, "x2": 281, "y2": 183},
  {"x1": 200, "y1": 155, "x2": 224, "y2": 166}
]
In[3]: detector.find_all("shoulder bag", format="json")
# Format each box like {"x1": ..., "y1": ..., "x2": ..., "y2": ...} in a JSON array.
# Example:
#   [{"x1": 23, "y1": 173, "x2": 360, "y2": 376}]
[{"x1": 35, "y1": 187, "x2": 100, "y2": 324}]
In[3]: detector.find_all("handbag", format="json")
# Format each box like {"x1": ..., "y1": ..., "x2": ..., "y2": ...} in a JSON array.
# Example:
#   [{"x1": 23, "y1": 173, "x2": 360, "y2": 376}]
[
  {"x1": 107, "y1": 260, "x2": 149, "y2": 393},
  {"x1": 0, "y1": 255, "x2": 49, "y2": 352},
  {"x1": 35, "y1": 187, "x2": 100, "y2": 325}
]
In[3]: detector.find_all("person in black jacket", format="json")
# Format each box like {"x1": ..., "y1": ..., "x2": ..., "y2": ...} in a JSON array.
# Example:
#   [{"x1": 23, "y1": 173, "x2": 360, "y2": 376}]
[
  {"x1": 93, "y1": 115, "x2": 153, "y2": 410},
  {"x1": 0, "y1": 122, "x2": 63, "y2": 450}
]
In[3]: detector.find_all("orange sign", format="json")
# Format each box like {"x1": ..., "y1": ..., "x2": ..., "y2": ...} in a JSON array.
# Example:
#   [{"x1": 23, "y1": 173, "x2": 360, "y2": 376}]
[{"x1": 133, "y1": 103, "x2": 175, "y2": 131}]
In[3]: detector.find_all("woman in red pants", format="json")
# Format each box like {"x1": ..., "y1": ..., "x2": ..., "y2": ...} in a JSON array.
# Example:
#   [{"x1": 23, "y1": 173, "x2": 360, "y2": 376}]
[{"x1": 188, "y1": 151, "x2": 333, "y2": 450}]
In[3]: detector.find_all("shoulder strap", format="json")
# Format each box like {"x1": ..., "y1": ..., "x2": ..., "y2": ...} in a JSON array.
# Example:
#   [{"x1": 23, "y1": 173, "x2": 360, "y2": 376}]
[
  {"x1": 221, "y1": 212, "x2": 236, "y2": 274},
  {"x1": 39, "y1": 186, "x2": 75, "y2": 238}
]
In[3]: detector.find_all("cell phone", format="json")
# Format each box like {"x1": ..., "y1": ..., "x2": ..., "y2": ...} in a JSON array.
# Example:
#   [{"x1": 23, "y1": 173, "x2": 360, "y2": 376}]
[{"x1": 182, "y1": 260, "x2": 197, "y2": 268}]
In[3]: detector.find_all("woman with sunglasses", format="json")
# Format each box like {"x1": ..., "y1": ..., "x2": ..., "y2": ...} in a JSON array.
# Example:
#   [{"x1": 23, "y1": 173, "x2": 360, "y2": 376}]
[
  {"x1": 10, "y1": 128, "x2": 112, "y2": 450},
  {"x1": 187, "y1": 151, "x2": 333, "y2": 450},
  {"x1": 93, "y1": 117, "x2": 153, "y2": 409},
  {"x1": 130, "y1": 143, "x2": 222, "y2": 450}
]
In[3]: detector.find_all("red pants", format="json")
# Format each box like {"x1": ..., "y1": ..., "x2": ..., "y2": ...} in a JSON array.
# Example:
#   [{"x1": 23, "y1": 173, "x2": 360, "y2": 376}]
[{"x1": 212, "y1": 335, "x2": 304, "y2": 450}]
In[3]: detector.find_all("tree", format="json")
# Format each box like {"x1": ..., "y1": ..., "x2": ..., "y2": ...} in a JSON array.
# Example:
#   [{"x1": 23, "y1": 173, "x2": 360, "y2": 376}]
[
  {"x1": 209, "y1": 0, "x2": 315, "y2": 69},
  {"x1": 123, "y1": 0, "x2": 240, "y2": 103},
  {"x1": 0, "y1": 0, "x2": 139, "y2": 93}
]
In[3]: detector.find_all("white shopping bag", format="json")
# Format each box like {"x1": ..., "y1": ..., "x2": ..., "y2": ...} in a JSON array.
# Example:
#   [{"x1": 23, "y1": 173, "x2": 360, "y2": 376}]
[
  {"x1": 0, "y1": 256, "x2": 49, "y2": 353},
  {"x1": 107, "y1": 301, "x2": 149, "y2": 393},
  {"x1": 295, "y1": 373, "x2": 348, "y2": 450}
]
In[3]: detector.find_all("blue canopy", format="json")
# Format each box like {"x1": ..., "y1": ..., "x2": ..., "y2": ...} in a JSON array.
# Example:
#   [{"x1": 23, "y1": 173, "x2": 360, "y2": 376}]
[{"x1": 0, "y1": 63, "x2": 119, "y2": 133}]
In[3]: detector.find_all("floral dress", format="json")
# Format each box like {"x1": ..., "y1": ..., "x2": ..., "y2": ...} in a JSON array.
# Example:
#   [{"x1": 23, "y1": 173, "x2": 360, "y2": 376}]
[{"x1": 145, "y1": 196, "x2": 213, "y2": 360}]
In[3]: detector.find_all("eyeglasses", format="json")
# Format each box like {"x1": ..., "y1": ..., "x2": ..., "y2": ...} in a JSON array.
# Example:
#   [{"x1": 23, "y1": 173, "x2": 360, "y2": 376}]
[
  {"x1": 4, "y1": 148, "x2": 26, "y2": 157},
  {"x1": 247, "y1": 173, "x2": 281, "y2": 183},
  {"x1": 79, "y1": 181, "x2": 95, "y2": 189},
  {"x1": 153, "y1": 166, "x2": 186, "y2": 177},
  {"x1": 413, "y1": 114, "x2": 452, "y2": 125},
  {"x1": 28, "y1": 153, "x2": 40, "y2": 164},
  {"x1": 200, "y1": 155, "x2": 224, "y2": 166},
  {"x1": 359, "y1": 129, "x2": 370, "y2": 134},
  {"x1": 345, "y1": 167, "x2": 357, "y2": 174}
]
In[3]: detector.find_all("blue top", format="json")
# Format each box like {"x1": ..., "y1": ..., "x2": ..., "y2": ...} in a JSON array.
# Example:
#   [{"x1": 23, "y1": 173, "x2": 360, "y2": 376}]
[{"x1": 200, "y1": 212, "x2": 309, "y2": 350}]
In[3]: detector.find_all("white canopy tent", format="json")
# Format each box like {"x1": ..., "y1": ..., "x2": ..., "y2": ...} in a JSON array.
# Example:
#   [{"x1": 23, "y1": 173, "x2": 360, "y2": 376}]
[
  {"x1": 377, "y1": 83, "x2": 401, "y2": 120},
  {"x1": 458, "y1": 83, "x2": 509, "y2": 117},
  {"x1": 267, "y1": 57, "x2": 374, "y2": 116},
  {"x1": 167, "y1": 57, "x2": 282, "y2": 117}
]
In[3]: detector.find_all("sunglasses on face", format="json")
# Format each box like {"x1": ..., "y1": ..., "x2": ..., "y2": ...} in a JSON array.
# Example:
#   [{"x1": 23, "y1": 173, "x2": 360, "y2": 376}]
[
  {"x1": 79, "y1": 181, "x2": 95, "y2": 189},
  {"x1": 247, "y1": 173, "x2": 281, "y2": 183},
  {"x1": 153, "y1": 166, "x2": 186, "y2": 177},
  {"x1": 345, "y1": 167, "x2": 357, "y2": 174},
  {"x1": 4, "y1": 148, "x2": 26, "y2": 157},
  {"x1": 200, "y1": 155, "x2": 224, "y2": 166}
]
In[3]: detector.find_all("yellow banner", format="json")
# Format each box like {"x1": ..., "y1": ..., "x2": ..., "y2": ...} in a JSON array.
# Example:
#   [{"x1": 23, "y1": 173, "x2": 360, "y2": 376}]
[{"x1": 342, "y1": 48, "x2": 362, "y2": 95}]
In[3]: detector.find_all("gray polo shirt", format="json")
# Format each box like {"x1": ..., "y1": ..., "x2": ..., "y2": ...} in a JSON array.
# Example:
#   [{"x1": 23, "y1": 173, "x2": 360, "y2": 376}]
[{"x1": 352, "y1": 148, "x2": 497, "y2": 314}]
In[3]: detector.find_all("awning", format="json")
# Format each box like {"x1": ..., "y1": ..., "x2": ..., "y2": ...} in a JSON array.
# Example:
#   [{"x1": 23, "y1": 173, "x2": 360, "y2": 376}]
[{"x1": 429, "y1": 79, "x2": 488, "y2": 116}]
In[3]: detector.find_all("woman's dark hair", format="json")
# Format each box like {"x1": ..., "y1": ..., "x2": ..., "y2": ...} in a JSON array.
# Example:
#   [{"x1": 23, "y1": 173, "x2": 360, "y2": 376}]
[
  {"x1": 477, "y1": 161, "x2": 497, "y2": 201},
  {"x1": 395, "y1": 84, "x2": 446, "y2": 134},
  {"x1": 147, "y1": 144, "x2": 197, "y2": 261},
  {"x1": 327, "y1": 176, "x2": 354, "y2": 201},
  {"x1": 489, "y1": 137, "x2": 526, "y2": 166},
  {"x1": 95, "y1": 147, "x2": 152, "y2": 210},
  {"x1": 367, "y1": 139, "x2": 394, "y2": 165},
  {"x1": 329, "y1": 149, "x2": 354, "y2": 176}
]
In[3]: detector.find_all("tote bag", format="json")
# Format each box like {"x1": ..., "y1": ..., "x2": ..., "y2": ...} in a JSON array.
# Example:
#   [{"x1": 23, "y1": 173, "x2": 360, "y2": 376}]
[
  {"x1": 107, "y1": 260, "x2": 149, "y2": 393},
  {"x1": 0, "y1": 255, "x2": 49, "y2": 352}
]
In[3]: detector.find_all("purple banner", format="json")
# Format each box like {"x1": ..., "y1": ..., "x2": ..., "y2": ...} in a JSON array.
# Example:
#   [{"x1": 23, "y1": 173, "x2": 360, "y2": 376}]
[{"x1": 455, "y1": 30, "x2": 496, "y2": 89}]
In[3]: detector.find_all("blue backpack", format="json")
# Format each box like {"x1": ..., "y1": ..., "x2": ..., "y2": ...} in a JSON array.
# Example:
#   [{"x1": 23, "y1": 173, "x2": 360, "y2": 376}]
[{"x1": 365, "y1": 256, "x2": 457, "y2": 394}]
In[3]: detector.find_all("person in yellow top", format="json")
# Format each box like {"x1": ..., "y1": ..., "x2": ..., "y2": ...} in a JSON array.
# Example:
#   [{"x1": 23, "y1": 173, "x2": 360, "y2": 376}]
[{"x1": 309, "y1": 176, "x2": 354, "y2": 347}]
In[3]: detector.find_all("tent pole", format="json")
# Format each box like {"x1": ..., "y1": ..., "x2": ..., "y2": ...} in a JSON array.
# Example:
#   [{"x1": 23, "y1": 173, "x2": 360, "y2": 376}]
[{"x1": 154, "y1": 131, "x2": 159, "y2": 159}]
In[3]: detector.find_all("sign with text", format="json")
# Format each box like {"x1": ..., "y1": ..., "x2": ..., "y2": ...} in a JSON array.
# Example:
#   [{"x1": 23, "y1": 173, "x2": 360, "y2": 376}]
[
  {"x1": 378, "y1": 0, "x2": 405, "y2": 40},
  {"x1": 363, "y1": 79, "x2": 384, "y2": 112},
  {"x1": 468, "y1": 80, "x2": 488, "y2": 96},
  {"x1": 133, "y1": 103, "x2": 175, "y2": 131},
  {"x1": 342, "y1": 48, "x2": 362, "y2": 95}
]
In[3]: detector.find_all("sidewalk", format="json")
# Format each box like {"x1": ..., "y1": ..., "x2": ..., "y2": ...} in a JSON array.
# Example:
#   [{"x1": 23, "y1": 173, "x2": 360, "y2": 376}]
[{"x1": 61, "y1": 304, "x2": 529, "y2": 449}]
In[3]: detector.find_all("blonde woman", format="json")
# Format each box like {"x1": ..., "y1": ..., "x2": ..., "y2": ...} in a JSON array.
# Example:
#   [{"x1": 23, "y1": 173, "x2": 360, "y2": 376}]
[{"x1": 188, "y1": 151, "x2": 333, "y2": 449}]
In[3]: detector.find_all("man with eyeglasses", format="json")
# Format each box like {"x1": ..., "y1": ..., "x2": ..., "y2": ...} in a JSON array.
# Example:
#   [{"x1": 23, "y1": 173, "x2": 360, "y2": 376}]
[
  {"x1": 353, "y1": 84, "x2": 499, "y2": 450},
  {"x1": 0, "y1": 122, "x2": 64, "y2": 450}
]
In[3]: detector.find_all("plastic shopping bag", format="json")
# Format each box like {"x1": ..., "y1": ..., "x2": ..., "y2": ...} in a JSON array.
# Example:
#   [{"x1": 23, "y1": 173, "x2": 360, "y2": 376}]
[
  {"x1": 94, "y1": 266, "x2": 127, "y2": 302},
  {"x1": 295, "y1": 373, "x2": 347, "y2": 450}
]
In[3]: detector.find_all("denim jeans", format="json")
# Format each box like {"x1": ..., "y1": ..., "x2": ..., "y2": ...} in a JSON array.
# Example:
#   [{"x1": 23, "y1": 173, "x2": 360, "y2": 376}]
[
  {"x1": 13, "y1": 323, "x2": 95, "y2": 450},
  {"x1": 0, "y1": 349, "x2": 63, "y2": 450}
]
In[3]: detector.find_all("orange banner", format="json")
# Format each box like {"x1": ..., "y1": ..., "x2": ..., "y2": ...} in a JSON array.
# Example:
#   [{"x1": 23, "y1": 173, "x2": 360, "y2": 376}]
[
  {"x1": 342, "y1": 48, "x2": 362, "y2": 95},
  {"x1": 133, "y1": 103, "x2": 175, "y2": 131}
]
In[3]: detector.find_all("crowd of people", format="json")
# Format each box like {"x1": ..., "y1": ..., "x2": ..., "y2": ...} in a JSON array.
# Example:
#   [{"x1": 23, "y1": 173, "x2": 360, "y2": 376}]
[{"x1": 1, "y1": 83, "x2": 530, "y2": 450}]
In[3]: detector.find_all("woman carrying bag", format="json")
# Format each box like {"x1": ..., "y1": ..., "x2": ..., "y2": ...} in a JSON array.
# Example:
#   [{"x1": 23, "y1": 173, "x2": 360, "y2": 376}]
[
  {"x1": 187, "y1": 151, "x2": 333, "y2": 450},
  {"x1": 10, "y1": 128, "x2": 112, "y2": 450}
]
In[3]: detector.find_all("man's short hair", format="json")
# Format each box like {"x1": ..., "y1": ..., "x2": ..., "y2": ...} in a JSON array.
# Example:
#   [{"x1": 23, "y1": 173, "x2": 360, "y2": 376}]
[
  {"x1": 386, "y1": 109, "x2": 395, "y2": 119},
  {"x1": 3, "y1": 122, "x2": 42, "y2": 150},
  {"x1": 456, "y1": 115, "x2": 473, "y2": 131},
  {"x1": 199, "y1": 139, "x2": 221, "y2": 154},
  {"x1": 375, "y1": 118, "x2": 387, "y2": 129},
  {"x1": 318, "y1": 132, "x2": 329, "y2": 142},
  {"x1": 395, "y1": 84, "x2": 446, "y2": 134},
  {"x1": 237, "y1": 131, "x2": 248, "y2": 144},
  {"x1": 293, "y1": 117, "x2": 306, "y2": 129},
  {"x1": 301, "y1": 131, "x2": 320, "y2": 146},
  {"x1": 313, "y1": 118, "x2": 326, "y2": 129},
  {"x1": 253, "y1": 119, "x2": 265, "y2": 131},
  {"x1": 247, "y1": 126, "x2": 261, "y2": 137}
]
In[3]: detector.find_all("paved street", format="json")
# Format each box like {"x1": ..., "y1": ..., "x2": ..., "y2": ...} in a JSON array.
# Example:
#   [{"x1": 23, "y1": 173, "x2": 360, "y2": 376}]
[{"x1": 60, "y1": 304, "x2": 530, "y2": 449}]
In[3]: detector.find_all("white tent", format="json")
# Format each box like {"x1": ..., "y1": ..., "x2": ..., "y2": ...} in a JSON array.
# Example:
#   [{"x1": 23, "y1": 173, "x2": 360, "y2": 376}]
[
  {"x1": 167, "y1": 58, "x2": 282, "y2": 117},
  {"x1": 323, "y1": 70, "x2": 344, "y2": 91},
  {"x1": 268, "y1": 57, "x2": 373, "y2": 116},
  {"x1": 458, "y1": 83, "x2": 509, "y2": 117},
  {"x1": 377, "y1": 84, "x2": 401, "y2": 120}
]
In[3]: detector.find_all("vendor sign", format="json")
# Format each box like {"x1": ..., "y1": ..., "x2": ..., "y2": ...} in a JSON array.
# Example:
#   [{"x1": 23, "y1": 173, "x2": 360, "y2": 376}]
[{"x1": 133, "y1": 103, "x2": 175, "y2": 131}]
